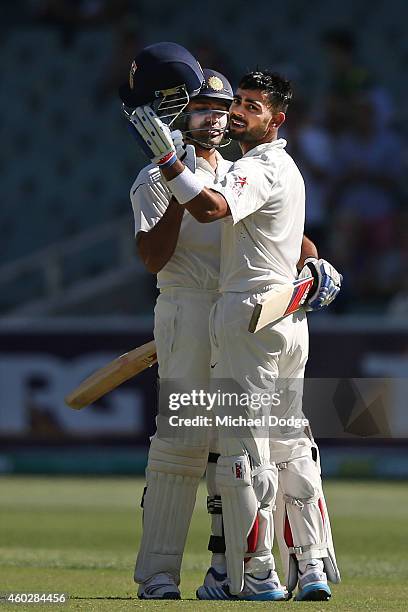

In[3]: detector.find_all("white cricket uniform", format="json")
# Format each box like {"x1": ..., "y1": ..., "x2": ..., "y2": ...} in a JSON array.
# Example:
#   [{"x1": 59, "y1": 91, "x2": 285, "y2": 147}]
[
  {"x1": 210, "y1": 139, "x2": 339, "y2": 590},
  {"x1": 131, "y1": 152, "x2": 232, "y2": 585},
  {"x1": 131, "y1": 151, "x2": 232, "y2": 384},
  {"x1": 209, "y1": 139, "x2": 308, "y2": 460}
]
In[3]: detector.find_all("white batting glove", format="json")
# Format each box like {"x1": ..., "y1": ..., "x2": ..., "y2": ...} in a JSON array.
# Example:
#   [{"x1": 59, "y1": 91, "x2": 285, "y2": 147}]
[
  {"x1": 171, "y1": 129, "x2": 196, "y2": 172},
  {"x1": 300, "y1": 257, "x2": 343, "y2": 311},
  {"x1": 127, "y1": 105, "x2": 177, "y2": 167}
]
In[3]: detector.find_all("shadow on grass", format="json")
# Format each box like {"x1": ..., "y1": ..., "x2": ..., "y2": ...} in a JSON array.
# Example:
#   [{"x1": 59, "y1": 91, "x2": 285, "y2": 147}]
[{"x1": 70, "y1": 596, "x2": 198, "y2": 601}]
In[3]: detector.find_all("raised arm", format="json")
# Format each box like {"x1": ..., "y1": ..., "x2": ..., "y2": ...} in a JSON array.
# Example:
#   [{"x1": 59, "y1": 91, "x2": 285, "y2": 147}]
[
  {"x1": 127, "y1": 106, "x2": 230, "y2": 223},
  {"x1": 161, "y1": 160, "x2": 230, "y2": 222}
]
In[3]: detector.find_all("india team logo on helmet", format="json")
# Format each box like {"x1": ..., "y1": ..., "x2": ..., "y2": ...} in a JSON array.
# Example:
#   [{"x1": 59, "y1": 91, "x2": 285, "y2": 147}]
[
  {"x1": 119, "y1": 42, "x2": 204, "y2": 126},
  {"x1": 207, "y1": 75, "x2": 224, "y2": 92},
  {"x1": 198, "y1": 69, "x2": 234, "y2": 103}
]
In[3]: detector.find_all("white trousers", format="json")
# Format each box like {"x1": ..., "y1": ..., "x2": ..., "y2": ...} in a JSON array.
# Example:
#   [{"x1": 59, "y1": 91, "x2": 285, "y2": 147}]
[
  {"x1": 208, "y1": 289, "x2": 309, "y2": 580},
  {"x1": 209, "y1": 289, "x2": 339, "y2": 588},
  {"x1": 134, "y1": 287, "x2": 218, "y2": 585},
  {"x1": 209, "y1": 289, "x2": 309, "y2": 461}
]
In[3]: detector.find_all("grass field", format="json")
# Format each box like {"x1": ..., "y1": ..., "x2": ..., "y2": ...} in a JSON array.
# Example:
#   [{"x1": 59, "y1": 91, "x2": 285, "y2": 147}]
[{"x1": 1, "y1": 477, "x2": 408, "y2": 611}]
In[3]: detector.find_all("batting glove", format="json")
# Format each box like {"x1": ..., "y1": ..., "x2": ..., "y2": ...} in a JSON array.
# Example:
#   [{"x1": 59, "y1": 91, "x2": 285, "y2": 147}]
[
  {"x1": 127, "y1": 105, "x2": 177, "y2": 167},
  {"x1": 301, "y1": 257, "x2": 343, "y2": 311},
  {"x1": 171, "y1": 129, "x2": 196, "y2": 172}
]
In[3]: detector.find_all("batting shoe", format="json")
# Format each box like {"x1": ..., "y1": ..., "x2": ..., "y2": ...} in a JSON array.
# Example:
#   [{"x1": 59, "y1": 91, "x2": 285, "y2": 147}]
[
  {"x1": 201, "y1": 566, "x2": 228, "y2": 589},
  {"x1": 197, "y1": 569, "x2": 287, "y2": 601},
  {"x1": 294, "y1": 560, "x2": 331, "y2": 601},
  {"x1": 137, "y1": 572, "x2": 181, "y2": 600}
]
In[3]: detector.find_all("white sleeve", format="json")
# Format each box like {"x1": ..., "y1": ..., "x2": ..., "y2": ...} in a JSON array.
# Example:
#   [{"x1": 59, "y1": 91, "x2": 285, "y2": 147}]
[
  {"x1": 130, "y1": 165, "x2": 172, "y2": 235},
  {"x1": 211, "y1": 156, "x2": 276, "y2": 224}
]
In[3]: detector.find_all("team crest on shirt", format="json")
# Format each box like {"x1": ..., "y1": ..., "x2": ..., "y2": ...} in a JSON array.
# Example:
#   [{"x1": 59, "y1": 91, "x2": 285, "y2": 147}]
[{"x1": 232, "y1": 175, "x2": 248, "y2": 196}]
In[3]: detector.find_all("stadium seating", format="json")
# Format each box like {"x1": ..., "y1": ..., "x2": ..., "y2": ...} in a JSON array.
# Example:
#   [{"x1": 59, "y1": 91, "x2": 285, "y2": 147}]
[{"x1": 1, "y1": 3, "x2": 407, "y2": 313}]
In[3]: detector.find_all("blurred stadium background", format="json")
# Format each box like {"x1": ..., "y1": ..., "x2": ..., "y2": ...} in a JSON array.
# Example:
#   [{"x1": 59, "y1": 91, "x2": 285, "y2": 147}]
[{"x1": 1, "y1": 0, "x2": 407, "y2": 606}]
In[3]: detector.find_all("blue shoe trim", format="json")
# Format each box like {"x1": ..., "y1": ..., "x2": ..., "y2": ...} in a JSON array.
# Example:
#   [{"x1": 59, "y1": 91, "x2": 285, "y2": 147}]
[
  {"x1": 196, "y1": 586, "x2": 232, "y2": 600},
  {"x1": 197, "y1": 584, "x2": 286, "y2": 602},
  {"x1": 295, "y1": 581, "x2": 331, "y2": 601},
  {"x1": 242, "y1": 589, "x2": 286, "y2": 601}
]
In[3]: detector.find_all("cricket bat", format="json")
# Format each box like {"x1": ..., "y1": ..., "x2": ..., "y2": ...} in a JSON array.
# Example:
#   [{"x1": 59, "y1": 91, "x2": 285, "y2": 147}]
[
  {"x1": 248, "y1": 275, "x2": 315, "y2": 333},
  {"x1": 65, "y1": 340, "x2": 157, "y2": 409}
]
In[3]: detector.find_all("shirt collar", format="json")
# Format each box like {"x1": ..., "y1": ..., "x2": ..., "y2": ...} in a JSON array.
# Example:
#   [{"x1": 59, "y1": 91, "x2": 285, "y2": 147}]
[
  {"x1": 242, "y1": 138, "x2": 287, "y2": 158},
  {"x1": 196, "y1": 150, "x2": 226, "y2": 177}
]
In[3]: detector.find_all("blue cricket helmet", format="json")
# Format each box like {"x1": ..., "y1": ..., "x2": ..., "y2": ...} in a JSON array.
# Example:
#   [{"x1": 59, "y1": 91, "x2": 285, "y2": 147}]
[
  {"x1": 175, "y1": 68, "x2": 233, "y2": 148},
  {"x1": 196, "y1": 68, "x2": 234, "y2": 103},
  {"x1": 119, "y1": 42, "x2": 204, "y2": 108}
]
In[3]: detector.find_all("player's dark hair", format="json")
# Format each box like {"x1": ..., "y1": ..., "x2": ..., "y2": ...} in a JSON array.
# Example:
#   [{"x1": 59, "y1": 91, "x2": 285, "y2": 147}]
[{"x1": 238, "y1": 70, "x2": 293, "y2": 112}]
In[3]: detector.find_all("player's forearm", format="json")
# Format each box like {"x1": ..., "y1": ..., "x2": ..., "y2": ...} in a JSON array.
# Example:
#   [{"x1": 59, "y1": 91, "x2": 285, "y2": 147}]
[
  {"x1": 297, "y1": 235, "x2": 318, "y2": 270},
  {"x1": 161, "y1": 161, "x2": 229, "y2": 222},
  {"x1": 136, "y1": 198, "x2": 184, "y2": 273},
  {"x1": 183, "y1": 190, "x2": 229, "y2": 222}
]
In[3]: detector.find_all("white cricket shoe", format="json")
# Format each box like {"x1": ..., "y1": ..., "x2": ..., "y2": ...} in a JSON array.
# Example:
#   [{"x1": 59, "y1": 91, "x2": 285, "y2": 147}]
[
  {"x1": 137, "y1": 572, "x2": 180, "y2": 600},
  {"x1": 196, "y1": 569, "x2": 287, "y2": 601},
  {"x1": 295, "y1": 560, "x2": 331, "y2": 601}
]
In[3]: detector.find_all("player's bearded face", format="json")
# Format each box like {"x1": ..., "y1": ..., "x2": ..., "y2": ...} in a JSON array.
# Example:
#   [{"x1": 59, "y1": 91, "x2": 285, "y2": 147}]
[
  {"x1": 185, "y1": 100, "x2": 229, "y2": 146},
  {"x1": 229, "y1": 88, "x2": 275, "y2": 143}
]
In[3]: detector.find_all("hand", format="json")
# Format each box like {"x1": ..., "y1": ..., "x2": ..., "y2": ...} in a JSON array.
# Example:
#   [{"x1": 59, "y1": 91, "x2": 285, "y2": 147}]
[
  {"x1": 127, "y1": 105, "x2": 177, "y2": 167},
  {"x1": 300, "y1": 257, "x2": 343, "y2": 311},
  {"x1": 171, "y1": 129, "x2": 196, "y2": 172}
]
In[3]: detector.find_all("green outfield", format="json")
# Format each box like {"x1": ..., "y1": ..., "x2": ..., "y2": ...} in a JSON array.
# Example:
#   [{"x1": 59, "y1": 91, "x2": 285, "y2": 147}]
[{"x1": 1, "y1": 476, "x2": 407, "y2": 611}]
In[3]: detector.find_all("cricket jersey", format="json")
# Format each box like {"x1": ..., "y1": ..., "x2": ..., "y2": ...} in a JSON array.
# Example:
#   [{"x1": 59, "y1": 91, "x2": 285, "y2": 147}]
[
  {"x1": 130, "y1": 151, "x2": 232, "y2": 290},
  {"x1": 211, "y1": 139, "x2": 305, "y2": 292}
]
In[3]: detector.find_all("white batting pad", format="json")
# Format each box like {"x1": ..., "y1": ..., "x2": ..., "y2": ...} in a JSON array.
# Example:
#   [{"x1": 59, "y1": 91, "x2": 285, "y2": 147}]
[
  {"x1": 215, "y1": 454, "x2": 277, "y2": 594},
  {"x1": 216, "y1": 454, "x2": 258, "y2": 594},
  {"x1": 274, "y1": 453, "x2": 340, "y2": 592},
  {"x1": 134, "y1": 437, "x2": 208, "y2": 584}
]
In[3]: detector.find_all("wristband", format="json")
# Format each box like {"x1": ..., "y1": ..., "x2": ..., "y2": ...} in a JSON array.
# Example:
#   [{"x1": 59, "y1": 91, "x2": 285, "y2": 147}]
[
  {"x1": 304, "y1": 257, "x2": 319, "y2": 289},
  {"x1": 157, "y1": 151, "x2": 177, "y2": 167},
  {"x1": 167, "y1": 166, "x2": 204, "y2": 205}
]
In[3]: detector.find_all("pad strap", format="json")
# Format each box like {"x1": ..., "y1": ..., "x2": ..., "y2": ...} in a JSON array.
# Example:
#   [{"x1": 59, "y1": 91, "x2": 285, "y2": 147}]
[
  {"x1": 208, "y1": 452, "x2": 220, "y2": 463},
  {"x1": 288, "y1": 544, "x2": 328, "y2": 556},
  {"x1": 208, "y1": 535, "x2": 226, "y2": 554},
  {"x1": 207, "y1": 495, "x2": 222, "y2": 515},
  {"x1": 283, "y1": 493, "x2": 320, "y2": 510}
]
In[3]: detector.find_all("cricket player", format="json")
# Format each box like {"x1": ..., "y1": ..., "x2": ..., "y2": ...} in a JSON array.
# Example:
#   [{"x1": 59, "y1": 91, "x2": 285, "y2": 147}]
[
  {"x1": 122, "y1": 64, "x2": 234, "y2": 600},
  {"x1": 128, "y1": 69, "x2": 341, "y2": 601}
]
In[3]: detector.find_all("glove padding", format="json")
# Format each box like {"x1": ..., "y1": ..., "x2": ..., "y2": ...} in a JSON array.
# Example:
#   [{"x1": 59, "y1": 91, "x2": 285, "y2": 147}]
[
  {"x1": 171, "y1": 129, "x2": 196, "y2": 173},
  {"x1": 127, "y1": 105, "x2": 177, "y2": 167},
  {"x1": 300, "y1": 257, "x2": 343, "y2": 311}
]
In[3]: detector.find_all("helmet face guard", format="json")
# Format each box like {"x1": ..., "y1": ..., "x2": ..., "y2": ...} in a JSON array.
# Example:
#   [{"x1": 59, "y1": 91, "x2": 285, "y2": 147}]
[
  {"x1": 175, "y1": 68, "x2": 234, "y2": 148},
  {"x1": 153, "y1": 85, "x2": 192, "y2": 126},
  {"x1": 180, "y1": 107, "x2": 231, "y2": 148},
  {"x1": 122, "y1": 84, "x2": 192, "y2": 127}
]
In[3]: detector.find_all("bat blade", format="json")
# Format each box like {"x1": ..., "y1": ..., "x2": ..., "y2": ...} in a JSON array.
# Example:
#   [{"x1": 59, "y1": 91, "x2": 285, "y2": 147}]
[
  {"x1": 65, "y1": 339, "x2": 157, "y2": 409},
  {"x1": 248, "y1": 276, "x2": 315, "y2": 333}
]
